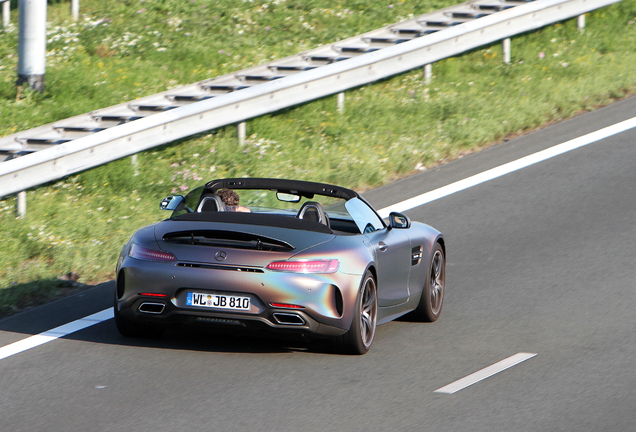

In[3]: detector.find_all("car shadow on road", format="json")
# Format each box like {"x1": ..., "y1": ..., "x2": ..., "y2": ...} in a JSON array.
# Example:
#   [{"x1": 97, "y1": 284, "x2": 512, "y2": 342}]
[
  {"x1": 79, "y1": 319, "x2": 341, "y2": 355},
  {"x1": 0, "y1": 281, "x2": 344, "y2": 356}
]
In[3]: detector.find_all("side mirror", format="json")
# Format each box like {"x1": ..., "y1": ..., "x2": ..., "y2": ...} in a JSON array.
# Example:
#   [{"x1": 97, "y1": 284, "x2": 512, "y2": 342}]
[
  {"x1": 388, "y1": 212, "x2": 411, "y2": 229},
  {"x1": 160, "y1": 195, "x2": 185, "y2": 211}
]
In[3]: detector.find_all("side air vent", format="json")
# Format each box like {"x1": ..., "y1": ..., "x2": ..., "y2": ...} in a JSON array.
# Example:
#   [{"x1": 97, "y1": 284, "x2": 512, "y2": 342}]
[
  {"x1": 412, "y1": 246, "x2": 423, "y2": 266},
  {"x1": 116, "y1": 271, "x2": 126, "y2": 299},
  {"x1": 334, "y1": 287, "x2": 344, "y2": 317}
]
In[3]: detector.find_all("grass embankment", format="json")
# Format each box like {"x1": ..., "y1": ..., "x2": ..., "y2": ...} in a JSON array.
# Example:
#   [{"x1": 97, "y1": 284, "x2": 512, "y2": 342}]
[{"x1": 1, "y1": 0, "x2": 636, "y2": 316}]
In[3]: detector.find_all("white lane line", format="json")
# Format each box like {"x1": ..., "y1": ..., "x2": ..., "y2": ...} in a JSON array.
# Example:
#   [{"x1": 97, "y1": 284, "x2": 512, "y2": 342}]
[
  {"x1": 434, "y1": 352, "x2": 537, "y2": 394},
  {"x1": 377, "y1": 116, "x2": 636, "y2": 218},
  {"x1": 0, "y1": 308, "x2": 113, "y2": 361}
]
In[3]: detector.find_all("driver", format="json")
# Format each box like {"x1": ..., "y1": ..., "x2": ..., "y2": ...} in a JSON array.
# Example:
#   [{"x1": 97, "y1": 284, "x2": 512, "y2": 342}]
[{"x1": 217, "y1": 188, "x2": 250, "y2": 212}]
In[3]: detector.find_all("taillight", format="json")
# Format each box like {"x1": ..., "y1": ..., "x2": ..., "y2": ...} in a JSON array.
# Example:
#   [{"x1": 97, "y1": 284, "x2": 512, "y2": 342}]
[
  {"x1": 129, "y1": 243, "x2": 176, "y2": 262},
  {"x1": 265, "y1": 259, "x2": 339, "y2": 273},
  {"x1": 140, "y1": 292, "x2": 168, "y2": 297},
  {"x1": 270, "y1": 303, "x2": 304, "y2": 309}
]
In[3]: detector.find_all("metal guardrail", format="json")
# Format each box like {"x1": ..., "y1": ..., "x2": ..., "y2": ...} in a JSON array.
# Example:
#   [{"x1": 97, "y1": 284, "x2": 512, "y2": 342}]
[{"x1": 0, "y1": 0, "x2": 621, "y2": 199}]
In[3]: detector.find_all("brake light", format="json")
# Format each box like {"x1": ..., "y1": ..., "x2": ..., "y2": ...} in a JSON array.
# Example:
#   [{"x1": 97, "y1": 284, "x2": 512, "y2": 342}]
[
  {"x1": 270, "y1": 303, "x2": 304, "y2": 309},
  {"x1": 129, "y1": 243, "x2": 176, "y2": 262},
  {"x1": 265, "y1": 260, "x2": 339, "y2": 273},
  {"x1": 140, "y1": 292, "x2": 168, "y2": 297}
]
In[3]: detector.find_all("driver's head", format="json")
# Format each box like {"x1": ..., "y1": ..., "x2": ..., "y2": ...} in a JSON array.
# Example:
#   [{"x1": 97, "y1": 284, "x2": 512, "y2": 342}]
[{"x1": 217, "y1": 188, "x2": 240, "y2": 206}]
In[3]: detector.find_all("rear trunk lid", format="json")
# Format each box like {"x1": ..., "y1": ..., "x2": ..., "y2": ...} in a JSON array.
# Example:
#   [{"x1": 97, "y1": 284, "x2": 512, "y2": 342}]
[{"x1": 154, "y1": 220, "x2": 335, "y2": 267}]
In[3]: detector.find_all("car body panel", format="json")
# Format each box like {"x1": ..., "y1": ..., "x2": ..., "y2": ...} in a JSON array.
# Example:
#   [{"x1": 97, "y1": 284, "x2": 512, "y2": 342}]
[{"x1": 365, "y1": 228, "x2": 412, "y2": 307}]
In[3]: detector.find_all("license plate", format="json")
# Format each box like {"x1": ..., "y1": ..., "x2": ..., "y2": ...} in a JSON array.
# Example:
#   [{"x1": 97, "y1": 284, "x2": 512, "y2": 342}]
[{"x1": 186, "y1": 292, "x2": 250, "y2": 310}]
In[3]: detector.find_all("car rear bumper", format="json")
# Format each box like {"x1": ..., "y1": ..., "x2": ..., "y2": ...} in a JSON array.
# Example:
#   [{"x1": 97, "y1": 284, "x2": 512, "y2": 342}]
[
  {"x1": 116, "y1": 298, "x2": 347, "y2": 337},
  {"x1": 115, "y1": 259, "x2": 362, "y2": 337}
]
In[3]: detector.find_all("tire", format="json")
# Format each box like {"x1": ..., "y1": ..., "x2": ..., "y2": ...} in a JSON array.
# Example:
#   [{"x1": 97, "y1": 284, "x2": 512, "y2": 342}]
[
  {"x1": 413, "y1": 243, "x2": 445, "y2": 322},
  {"x1": 114, "y1": 299, "x2": 164, "y2": 338},
  {"x1": 335, "y1": 270, "x2": 377, "y2": 355}
]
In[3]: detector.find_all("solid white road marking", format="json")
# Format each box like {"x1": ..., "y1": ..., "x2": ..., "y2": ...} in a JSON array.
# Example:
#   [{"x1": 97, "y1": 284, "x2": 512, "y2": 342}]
[
  {"x1": 377, "y1": 116, "x2": 636, "y2": 218},
  {"x1": 434, "y1": 352, "x2": 537, "y2": 394},
  {"x1": 0, "y1": 308, "x2": 113, "y2": 361},
  {"x1": 2, "y1": 115, "x2": 636, "y2": 362}
]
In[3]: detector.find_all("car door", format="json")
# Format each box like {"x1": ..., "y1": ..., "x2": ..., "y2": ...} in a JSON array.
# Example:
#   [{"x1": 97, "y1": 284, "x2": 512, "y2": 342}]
[
  {"x1": 364, "y1": 228, "x2": 412, "y2": 306},
  {"x1": 345, "y1": 198, "x2": 411, "y2": 307}
]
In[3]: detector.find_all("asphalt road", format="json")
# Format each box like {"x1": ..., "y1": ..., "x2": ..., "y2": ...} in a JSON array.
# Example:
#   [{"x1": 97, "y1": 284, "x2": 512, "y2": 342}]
[{"x1": 2, "y1": 96, "x2": 636, "y2": 431}]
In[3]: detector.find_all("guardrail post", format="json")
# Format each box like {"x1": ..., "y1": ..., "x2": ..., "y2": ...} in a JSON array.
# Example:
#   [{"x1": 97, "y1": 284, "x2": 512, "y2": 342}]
[
  {"x1": 337, "y1": 92, "x2": 345, "y2": 113},
  {"x1": 16, "y1": 191, "x2": 26, "y2": 219},
  {"x1": 71, "y1": 0, "x2": 79, "y2": 21},
  {"x1": 131, "y1": 154, "x2": 139, "y2": 176},
  {"x1": 237, "y1": 122, "x2": 246, "y2": 145},
  {"x1": 503, "y1": 38, "x2": 511, "y2": 64},
  {"x1": 423, "y1": 64, "x2": 432, "y2": 85},
  {"x1": 577, "y1": 14, "x2": 585, "y2": 31},
  {"x1": 17, "y1": 0, "x2": 47, "y2": 93},
  {"x1": 2, "y1": 0, "x2": 9, "y2": 28}
]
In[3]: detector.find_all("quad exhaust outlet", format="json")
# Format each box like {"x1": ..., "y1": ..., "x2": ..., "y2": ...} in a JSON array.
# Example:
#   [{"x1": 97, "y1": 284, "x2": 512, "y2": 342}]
[
  {"x1": 272, "y1": 313, "x2": 306, "y2": 326},
  {"x1": 138, "y1": 302, "x2": 165, "y2": 314}
]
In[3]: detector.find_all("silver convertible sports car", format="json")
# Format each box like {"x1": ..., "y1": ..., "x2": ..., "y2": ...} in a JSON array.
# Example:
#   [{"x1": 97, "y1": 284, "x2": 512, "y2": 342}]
[{"x1": 115, "y1": 178, "x2": 445, "y2": 354}]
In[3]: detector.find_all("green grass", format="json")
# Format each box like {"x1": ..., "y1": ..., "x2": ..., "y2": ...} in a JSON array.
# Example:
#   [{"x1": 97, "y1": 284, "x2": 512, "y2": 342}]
[{"x1": 1, "y1": 0, "x2": 636, "y2": 316}]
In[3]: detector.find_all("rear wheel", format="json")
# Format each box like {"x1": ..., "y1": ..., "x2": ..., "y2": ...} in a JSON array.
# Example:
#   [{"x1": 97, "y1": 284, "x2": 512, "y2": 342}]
[
  {"x1": 114, "y1": 298, "x2": 164, "y2": 338},
  {"x1": 413, "y1": 243, "x2": 445, "y2": 322},
  {"x1": 336, "y1": 270, "x2": 377, "y2": 355}
]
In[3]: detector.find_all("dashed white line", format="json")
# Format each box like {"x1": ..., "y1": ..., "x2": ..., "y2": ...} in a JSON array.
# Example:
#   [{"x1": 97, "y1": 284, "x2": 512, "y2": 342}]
[
  {"x1": 0, "y1": 308, "x2": 113, "y2": 361},
  {"x1": 434, "y1": 352, "x2": 538, "y2": 394}
]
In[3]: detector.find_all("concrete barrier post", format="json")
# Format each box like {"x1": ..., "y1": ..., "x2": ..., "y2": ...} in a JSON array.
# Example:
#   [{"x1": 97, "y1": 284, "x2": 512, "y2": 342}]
[
  {"x1": 71, "y1": 0, "x2": 79, "y2": 21},
  {"x1": 17, "y1": 0, "x2": 47, "y2": 92},
  {"x1": 2, "y1": 1, "x2": 10, "y2": 28}
]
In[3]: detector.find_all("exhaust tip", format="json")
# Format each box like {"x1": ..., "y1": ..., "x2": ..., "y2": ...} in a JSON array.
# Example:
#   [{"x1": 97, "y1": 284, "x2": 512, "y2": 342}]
[
  {"x1": 272, "y1": 313, "x2": 306, "y2": 326},
  {"x1": 139, "y1": 302, "x2": 165, "y2": 314}
]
